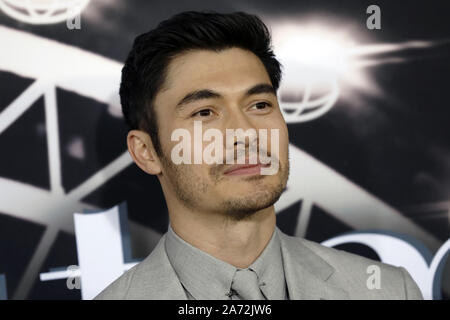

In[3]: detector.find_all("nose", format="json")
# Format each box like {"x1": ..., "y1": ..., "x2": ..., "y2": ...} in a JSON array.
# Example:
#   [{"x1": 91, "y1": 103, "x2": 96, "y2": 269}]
[{"x1": 223, "y1": 108, "x2": 258, "y2": 163}]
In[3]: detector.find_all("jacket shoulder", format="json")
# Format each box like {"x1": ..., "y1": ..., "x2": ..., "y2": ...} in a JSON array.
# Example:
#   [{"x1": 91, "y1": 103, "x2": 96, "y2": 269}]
[
  {"x1": 284, "y1": 234, "x2": 423, "y2": 299},
  {"x1": 94, "y1": 234, "x2": 187, "y2": 300},
  {"x1": 94, "y1": 236, "x2": 165, "y2": 300},
  {"x1": 94, "y1": 262, "x2": 138, "y2": 300}
]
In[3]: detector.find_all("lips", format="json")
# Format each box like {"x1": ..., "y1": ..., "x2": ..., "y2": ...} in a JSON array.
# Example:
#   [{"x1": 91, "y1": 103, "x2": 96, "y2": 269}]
[{"x1": 223, "y1": 163, "x2": 270, "y2": 176}]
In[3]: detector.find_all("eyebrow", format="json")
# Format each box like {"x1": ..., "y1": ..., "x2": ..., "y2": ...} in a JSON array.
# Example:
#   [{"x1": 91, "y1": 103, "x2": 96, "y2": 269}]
[{"x1": 175, "y1": 83, "x2": 276, "y2": 110}]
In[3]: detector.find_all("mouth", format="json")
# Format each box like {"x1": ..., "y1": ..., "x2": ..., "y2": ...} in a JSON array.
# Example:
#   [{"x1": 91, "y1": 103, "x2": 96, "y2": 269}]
[{"x1": 223, "y1": 163, "x2": 270, "y2": 176}]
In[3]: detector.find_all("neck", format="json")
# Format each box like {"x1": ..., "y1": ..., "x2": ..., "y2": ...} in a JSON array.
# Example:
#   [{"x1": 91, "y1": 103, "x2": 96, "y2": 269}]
[{"x1": 169, "y1": 205, "x2": 276, "y2": 269}]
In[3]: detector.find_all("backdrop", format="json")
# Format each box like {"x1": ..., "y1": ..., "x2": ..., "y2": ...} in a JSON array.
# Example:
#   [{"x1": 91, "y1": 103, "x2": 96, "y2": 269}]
[{"x1": 0, "y1": 0, "x2": 449, "y2": 300}]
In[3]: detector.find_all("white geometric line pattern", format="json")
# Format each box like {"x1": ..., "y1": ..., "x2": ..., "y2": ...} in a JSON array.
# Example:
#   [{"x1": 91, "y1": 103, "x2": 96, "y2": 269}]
[
  {"x1": 0, "y1": 0, "x2": 90, "y2": 25},
  {"x1": 0, "y1": 25, "x2": 131, "y2": 299}
]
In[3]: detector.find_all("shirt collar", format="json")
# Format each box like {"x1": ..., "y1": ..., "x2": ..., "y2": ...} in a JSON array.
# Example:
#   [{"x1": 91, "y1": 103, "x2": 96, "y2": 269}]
[
  {"x1": 165, "y1": 224, "x2": 286, "y2": 300},
  {"x1": 165, "y1": 224, "x2": 236, "y2": 300},
  {"x1": 248, "y1": 227, "x2": 286, "y2": 300}
]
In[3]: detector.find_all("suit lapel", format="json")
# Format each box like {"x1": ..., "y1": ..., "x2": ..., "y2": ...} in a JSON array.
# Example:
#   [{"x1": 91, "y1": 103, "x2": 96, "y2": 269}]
[{"x1": 277, "y1": 229, "x2": 349, "y2": 300}]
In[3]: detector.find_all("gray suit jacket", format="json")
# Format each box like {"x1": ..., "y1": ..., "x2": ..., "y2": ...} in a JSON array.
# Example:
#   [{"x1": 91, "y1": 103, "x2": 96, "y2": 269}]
[{"x1": 95, "y1": 229, "x2": 423, "y2": 300}]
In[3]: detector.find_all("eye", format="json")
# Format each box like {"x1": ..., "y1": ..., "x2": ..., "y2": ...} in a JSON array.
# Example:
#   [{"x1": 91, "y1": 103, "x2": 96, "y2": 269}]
[
  {"x1": 191, "y1": 109, "x2": 213, "y2": 117},
  {"x1": 250, "y1": 101, "x2": 272, "y2": 111}
]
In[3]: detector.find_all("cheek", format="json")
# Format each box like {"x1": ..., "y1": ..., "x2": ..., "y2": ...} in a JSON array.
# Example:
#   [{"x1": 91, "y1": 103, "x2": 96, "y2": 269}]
[
  {"x1": 276, "y1": 116, "x2": 289, "y2": 149},
  {"x1": 266, "y1": 119, "x2": 289, "y2": 151},
  {"x1": 282, "y1": 125, "x2": 289, "y2": 150},
  {"x1": 160, "y1": 126, "x2": 196, "y2": 162},
  {"x1": 158, "y1": 126, "x2": 176, "y2": 155},
  {"x1": 182, "y1": 163, "x2": 212, "y2": 182}
]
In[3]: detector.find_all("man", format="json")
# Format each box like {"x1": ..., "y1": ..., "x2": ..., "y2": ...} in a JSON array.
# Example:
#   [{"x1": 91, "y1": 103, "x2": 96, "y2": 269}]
[{"x1": 95, "y1": 11, "x2": 423, "y2": 300}]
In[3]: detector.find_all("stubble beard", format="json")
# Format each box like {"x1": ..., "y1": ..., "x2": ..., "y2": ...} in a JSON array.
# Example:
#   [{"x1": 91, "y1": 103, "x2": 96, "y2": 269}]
[{"x1": 159, "y1": 150, "x2": 289, "y2": 222}]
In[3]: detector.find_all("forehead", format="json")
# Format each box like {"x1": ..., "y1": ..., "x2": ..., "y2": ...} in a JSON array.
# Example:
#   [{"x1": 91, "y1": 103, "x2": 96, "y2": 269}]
[{"x1": 155, "y1": 47, "x2": 272, "y2": 105}]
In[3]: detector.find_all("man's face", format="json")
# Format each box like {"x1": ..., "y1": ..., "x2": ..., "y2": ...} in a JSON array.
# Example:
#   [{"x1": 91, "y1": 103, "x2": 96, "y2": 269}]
[{"x1": 153, "y1": 47, "x2": 289, "y2": 220}]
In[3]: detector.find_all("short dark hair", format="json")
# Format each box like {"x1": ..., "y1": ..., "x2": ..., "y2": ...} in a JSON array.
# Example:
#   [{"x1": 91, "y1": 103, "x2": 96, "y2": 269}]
[{"x1": 120, "y1": 11, "x2": 282, "y2": 155}]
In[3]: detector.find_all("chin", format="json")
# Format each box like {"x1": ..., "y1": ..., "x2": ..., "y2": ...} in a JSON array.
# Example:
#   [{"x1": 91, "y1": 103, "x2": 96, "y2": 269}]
[{"x1": 217, "y1": 183, "x2": 284, "y2": 219}]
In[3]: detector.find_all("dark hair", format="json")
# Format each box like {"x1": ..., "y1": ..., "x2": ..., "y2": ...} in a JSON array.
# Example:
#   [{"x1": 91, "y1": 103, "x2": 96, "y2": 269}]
[{"x1": 120, "y1": 11, "x2": 282, "y2": 155}]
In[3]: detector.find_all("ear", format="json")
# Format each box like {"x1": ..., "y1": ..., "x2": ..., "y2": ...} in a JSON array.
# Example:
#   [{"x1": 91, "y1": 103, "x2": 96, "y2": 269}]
[{"x1": 127, "y1": 130, "x2": 162, "y2": 175}]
